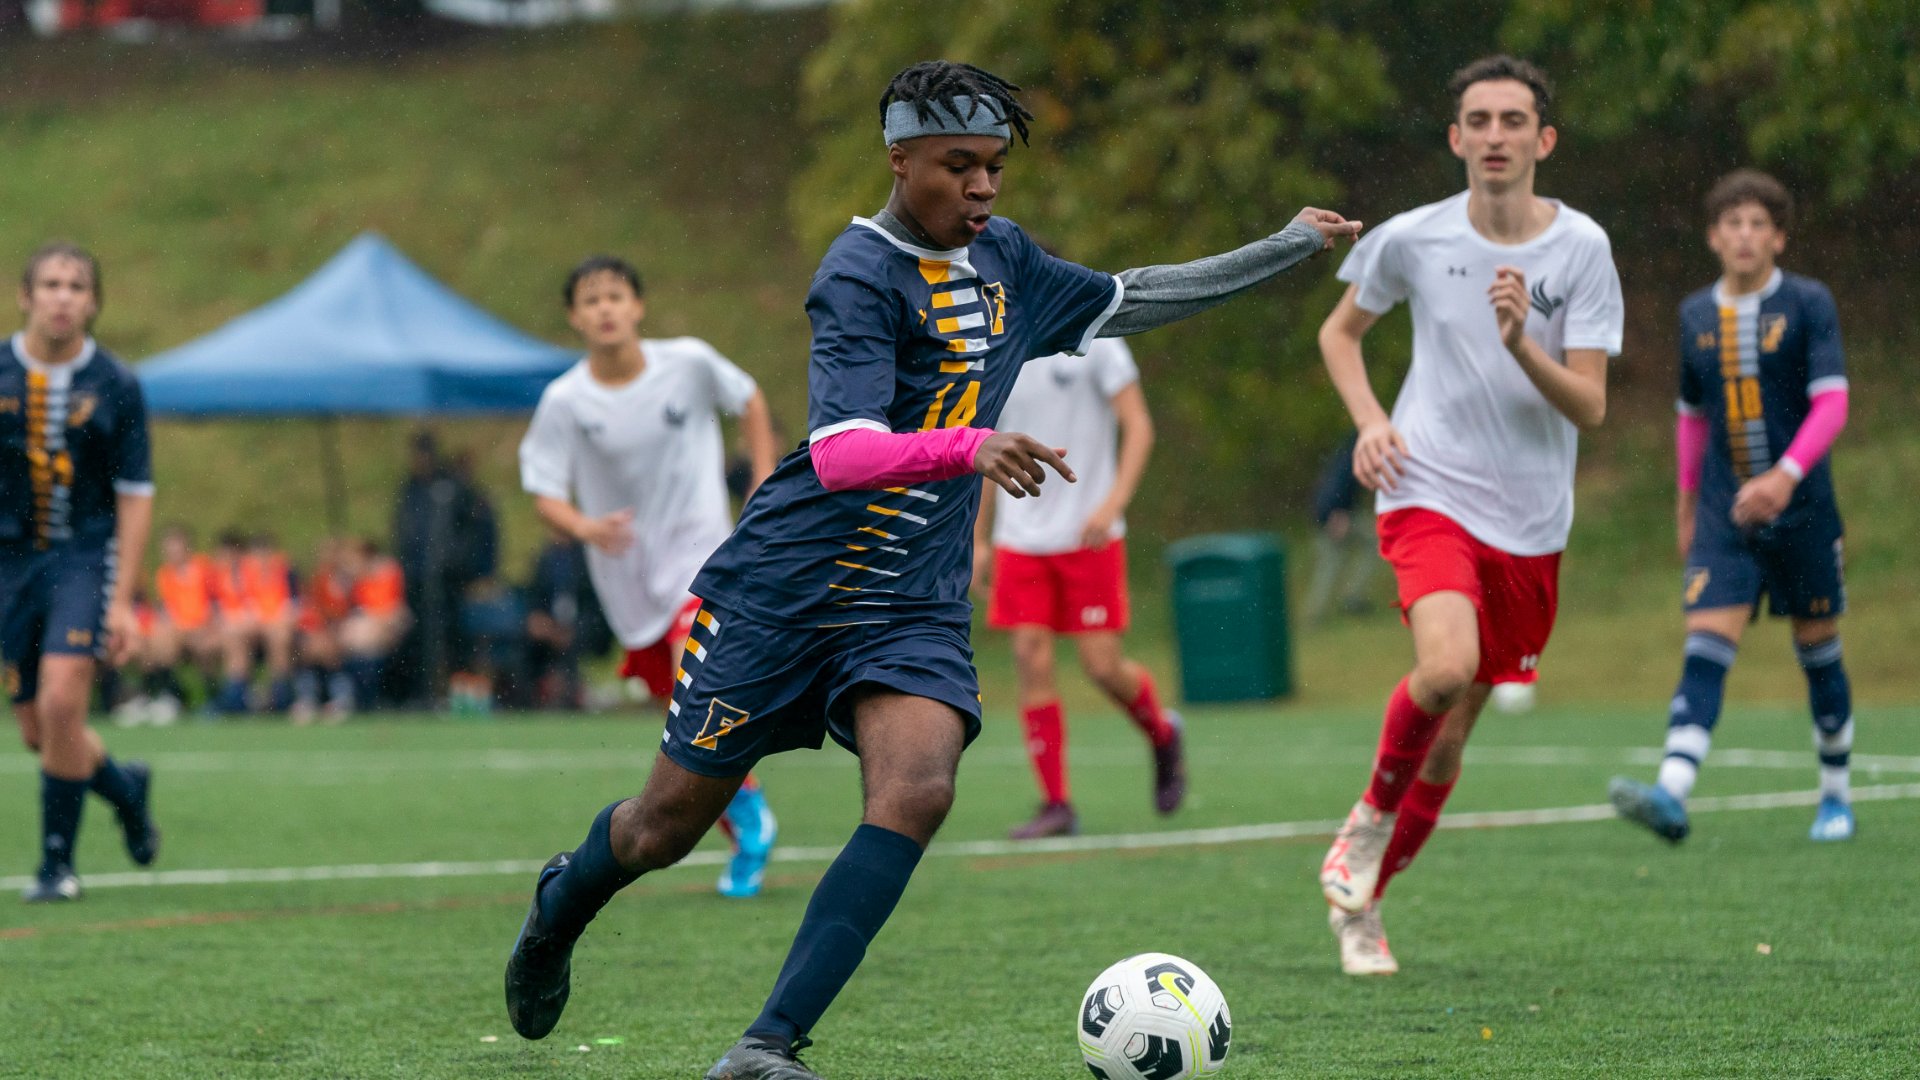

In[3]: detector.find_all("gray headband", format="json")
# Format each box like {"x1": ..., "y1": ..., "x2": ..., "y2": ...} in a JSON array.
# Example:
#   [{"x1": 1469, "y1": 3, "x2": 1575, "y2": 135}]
[{"x1": 882, "y1": 95, "x2": 1011, "y2": 146}]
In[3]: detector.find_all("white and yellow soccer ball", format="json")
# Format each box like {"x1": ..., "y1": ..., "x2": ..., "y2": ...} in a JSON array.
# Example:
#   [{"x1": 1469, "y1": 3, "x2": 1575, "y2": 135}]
[{"x1": 1078, "y1": 953, "x2": 1231, "y2": 1079}]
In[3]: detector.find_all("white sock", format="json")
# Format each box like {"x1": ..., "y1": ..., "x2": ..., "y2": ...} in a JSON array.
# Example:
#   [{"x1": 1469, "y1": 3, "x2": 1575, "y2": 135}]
[
  {"x1": 1815, "y1": 716, "x2": 1853, "y2": 803},
  {"x1": 1658, "y1": 724, "x2": 1711, "y2": 801},
  {"x1": 1819, "y1": 765, "x2": 1850, "y2": 803}
]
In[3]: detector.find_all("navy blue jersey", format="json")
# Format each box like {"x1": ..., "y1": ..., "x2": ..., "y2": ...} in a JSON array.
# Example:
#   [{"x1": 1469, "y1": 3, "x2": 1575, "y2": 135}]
[
  {"x1": 1678, "y1": 270, "x2": 1845, "y2": 532},
  {"x1": 693, "y1": 216, "x2": 1120, "y2": 627},
  {"x1": 0, "y1": 335, "x2": 153, "y2": 551}
]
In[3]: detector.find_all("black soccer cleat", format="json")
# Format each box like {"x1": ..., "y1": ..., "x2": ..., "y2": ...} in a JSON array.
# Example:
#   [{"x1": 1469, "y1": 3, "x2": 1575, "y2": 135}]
[
  {"x1": 1152, "y1": 710, "x2": 1188, "y2": 816},
  {"x1": 704, "y1": 1035, "x2": 822, "y2": 1080},
  {"x1": 116, "y1": 760, "x2": 161, "y2": 867},
  {"x1": 22, "y1": 865, "x2": 82, "y2": 904},
  {"x1": 504, "y1": 852, "x2": 580, "y2": 1040}
]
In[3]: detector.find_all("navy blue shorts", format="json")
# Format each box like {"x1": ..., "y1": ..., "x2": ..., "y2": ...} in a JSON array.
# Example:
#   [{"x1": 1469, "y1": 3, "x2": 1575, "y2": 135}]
[
  {"x1": 1684, "y1": 517, "x2": 1845, "y2": 621},
  {"x1": 1, "y1": 544, "x2": 113, "y2": 704},
  {"x1": 660, "y1": 602, "x2": 982, "y2": 778}
]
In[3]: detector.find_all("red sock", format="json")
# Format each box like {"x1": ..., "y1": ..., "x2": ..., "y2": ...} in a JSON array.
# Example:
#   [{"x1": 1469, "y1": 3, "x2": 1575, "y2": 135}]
[
  {"x1": 1022, "y1": 700, "x2": 1069, "y2": 805},
  {"x1": 1363, "y1": 677, "x2": 1445, "y2": 813},
  {"x1": 1373, "y1": 776, "x2": 1457, "y2": 900},
  {"x1": 1122, "y1": 670, "x2": 1175, "y2": 749}
]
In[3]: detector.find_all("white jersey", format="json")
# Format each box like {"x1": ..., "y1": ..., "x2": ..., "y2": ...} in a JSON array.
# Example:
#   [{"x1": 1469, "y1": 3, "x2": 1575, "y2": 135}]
[
  {"x1": 991, "y1": 337, "x2": 1140, "y2": 555},
  {"x1": 1338, "y1": 191, "x2": 1624, "y2": 555},
  {"x1": 519, "y1": 337, "x2": 756, "y2": 647}
]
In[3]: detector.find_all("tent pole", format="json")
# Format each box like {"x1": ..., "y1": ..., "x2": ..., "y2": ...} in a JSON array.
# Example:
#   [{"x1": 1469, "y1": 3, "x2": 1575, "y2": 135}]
[{"x1": 318, "y1": 417, "x2": 349, "y2": 534}]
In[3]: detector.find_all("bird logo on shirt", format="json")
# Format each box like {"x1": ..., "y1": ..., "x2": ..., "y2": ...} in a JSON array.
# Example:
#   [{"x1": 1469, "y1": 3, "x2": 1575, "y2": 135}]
[
  {"x1": 1529, "y1": 278, "x2": 1566, "y2": 319},
  {"x1": 1050, "y1": 369, "x2": 1074, "y2": 389},
  {"x1": 663, "y1": 403, "x2": 688, "y2": 427}
]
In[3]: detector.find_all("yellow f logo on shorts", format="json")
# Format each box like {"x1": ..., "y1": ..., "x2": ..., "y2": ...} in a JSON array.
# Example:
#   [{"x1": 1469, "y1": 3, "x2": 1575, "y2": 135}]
[{"x1": 692, "y1": 700, "x2": 751, "y2": 751}]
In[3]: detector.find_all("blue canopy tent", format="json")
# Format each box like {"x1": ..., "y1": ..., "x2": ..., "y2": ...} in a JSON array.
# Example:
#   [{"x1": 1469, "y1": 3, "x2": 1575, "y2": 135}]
[
  {"x1": 138, "y1": 232, "x2": 577, "y2": 525},
  {"x1": 140, "y1": 232, "x2": 576, "y2": 416}
]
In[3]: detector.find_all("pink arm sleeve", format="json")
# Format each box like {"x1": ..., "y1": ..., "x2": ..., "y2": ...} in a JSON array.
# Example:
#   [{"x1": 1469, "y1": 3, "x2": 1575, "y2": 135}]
[
  {"x1": 1676, "y1": 412, "x2": 1708, "y2": 493},
  {"x1": 1780, "y1": 388, "x2": 1849, "y2": 481},
  {"x1": 810, "y1": 426, "x2": 994, "y2": 492}
]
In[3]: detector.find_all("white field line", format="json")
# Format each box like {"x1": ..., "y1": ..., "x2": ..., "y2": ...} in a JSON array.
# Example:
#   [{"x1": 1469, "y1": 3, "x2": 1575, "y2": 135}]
[
  {"x1": 4, "y1": 744, "x2": 1917, "y2": 779},
  {"x1": 8, "y1": 781, "x2": 1918, "y2": 894}
]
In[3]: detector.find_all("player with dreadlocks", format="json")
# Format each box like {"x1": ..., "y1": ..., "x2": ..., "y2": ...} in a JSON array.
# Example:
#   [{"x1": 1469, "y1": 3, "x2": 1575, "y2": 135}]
[{"x1": 504, "y1": 59, "x2": 1360, "y2": 1079}]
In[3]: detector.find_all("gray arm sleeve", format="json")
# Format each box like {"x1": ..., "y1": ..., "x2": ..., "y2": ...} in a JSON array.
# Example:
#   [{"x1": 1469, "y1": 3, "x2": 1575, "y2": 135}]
[{"x1": 1101, "y1": 220, "x2": 1325, "y2": 337}]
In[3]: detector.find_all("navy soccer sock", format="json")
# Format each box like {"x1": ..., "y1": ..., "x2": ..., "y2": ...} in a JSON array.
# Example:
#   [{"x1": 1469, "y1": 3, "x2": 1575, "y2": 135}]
[
  {"x1": 1657, "y1": 630, "x2": 1737, "y2": 801},
  {"x1": 537, "y1": 800, "x2": 642, "y2": 940},
  {"x1": 1797, "y1": 636, "x2": 1853, "y2": 801},
  {"x1": 40, "y1": 772, "x2": 89, "y2": 875},
  {"x1": 746, "y1": 823, "x2": 923, "y2": 1048},
  {"x1": 88, "y1": 755, "x2": 140, "y2": 813}
]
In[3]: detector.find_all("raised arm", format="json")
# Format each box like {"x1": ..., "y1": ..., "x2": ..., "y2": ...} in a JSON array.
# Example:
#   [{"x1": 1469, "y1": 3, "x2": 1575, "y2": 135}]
[{"x1": 1100, "y1": 209, "x2": 1362, "y2": 337}]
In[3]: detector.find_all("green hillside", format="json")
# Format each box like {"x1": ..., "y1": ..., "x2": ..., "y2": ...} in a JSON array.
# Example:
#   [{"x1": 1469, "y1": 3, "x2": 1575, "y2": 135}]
[{"x1": 0, "y1": 16, "x2": 830, "y2": 565}]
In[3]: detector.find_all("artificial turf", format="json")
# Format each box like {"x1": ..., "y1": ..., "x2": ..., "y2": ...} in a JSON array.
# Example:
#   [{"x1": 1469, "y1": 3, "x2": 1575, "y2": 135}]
[{"x1": 3, "y1": 699, "x2": 1915, "y2": 1078}]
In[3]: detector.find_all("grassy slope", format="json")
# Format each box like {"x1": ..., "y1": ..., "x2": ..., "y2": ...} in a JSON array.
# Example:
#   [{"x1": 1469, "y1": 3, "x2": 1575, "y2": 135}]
[
  {"x1": 1, "y1": 22, "x2": 1913, "y2": 707},
  {"x1": 2, "y1": 706, "x2": 1917, "y2": 1078},
  {"x1": 0, "y1": 17, "x2": 828, "y2": 568}
]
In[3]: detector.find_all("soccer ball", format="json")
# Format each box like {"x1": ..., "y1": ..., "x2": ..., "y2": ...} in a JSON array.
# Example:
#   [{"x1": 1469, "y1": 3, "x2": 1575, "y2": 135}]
[
  {"x1": 1078, "y1": 953, "x2": 1231, "y2": 1079},
  {"x1": 1490, "y1": 680, "x2": 1537, "y2": 714}
]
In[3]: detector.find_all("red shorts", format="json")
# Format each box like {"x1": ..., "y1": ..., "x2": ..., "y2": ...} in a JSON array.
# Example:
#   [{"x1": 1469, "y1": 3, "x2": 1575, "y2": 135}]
[
  {"x1": 988, "y1": 541, "x2": 1130, "y2": 634},
  {"x1": 1377, "y1": 508, "x2": 1561, "y2": 685},
  {"x1": 619, "y1": 598, "x2": 704, "y2": 701}
]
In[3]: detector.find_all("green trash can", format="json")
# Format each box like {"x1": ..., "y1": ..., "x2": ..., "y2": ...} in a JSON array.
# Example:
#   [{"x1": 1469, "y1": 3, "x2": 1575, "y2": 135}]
[{"x1": 1165, "y1": 532, "x2": 1294, "y2": 702}]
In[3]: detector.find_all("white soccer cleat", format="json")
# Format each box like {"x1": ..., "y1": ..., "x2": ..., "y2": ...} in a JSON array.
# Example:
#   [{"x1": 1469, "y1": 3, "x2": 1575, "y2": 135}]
[
  {"x1": 1329, "y1": 902, "x2": 1398, "y2": 976},
  {"x1": 1321, "y1": 799, "x2": 1394, "y2": 912}
]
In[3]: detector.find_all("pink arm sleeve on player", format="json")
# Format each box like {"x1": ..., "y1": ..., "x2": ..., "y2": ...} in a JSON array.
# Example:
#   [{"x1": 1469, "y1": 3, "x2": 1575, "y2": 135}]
[
  {"x1": 1779, "y1": 388, "x2": 1849, "y2": 481},
  {"x1": 810, "y1": 425, "x2": 994, "y2": 492},
  {"x1": 1676, "y1": 412, "x2": 1709, "y2": 493}
]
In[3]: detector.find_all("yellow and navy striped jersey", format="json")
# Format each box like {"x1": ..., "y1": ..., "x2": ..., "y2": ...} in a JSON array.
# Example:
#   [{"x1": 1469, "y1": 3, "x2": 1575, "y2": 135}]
[
  {"x1": 1678, "y1": 269, "x2": 1845, "y2": 527},
  {"x1": 0, "y1": 335, "x2": 153, "y2": 551},
  {"x1": 694, "y1": 216, "x2": 1121, "y2": 627}
]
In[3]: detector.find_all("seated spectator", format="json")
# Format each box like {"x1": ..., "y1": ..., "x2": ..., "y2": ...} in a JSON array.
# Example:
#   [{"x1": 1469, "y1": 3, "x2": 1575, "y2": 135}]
[
  {"x1": 210, "y1": 529, "x2": 299, "y2": 714},
  {"x1": 120, "y1": 523, "x2": 222, "y2": 724},
  {"x1": 292, "y1": 537, "x2": 357, "y2": 725},
  {"x1": 336, "y1": 537, "x2": 410, "y2": 708}
]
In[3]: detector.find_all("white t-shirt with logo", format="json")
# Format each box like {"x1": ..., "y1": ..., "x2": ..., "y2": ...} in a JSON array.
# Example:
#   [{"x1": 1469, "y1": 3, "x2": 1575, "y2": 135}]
[
  {"x1": 1337, "y1": 191, "x2": 1625, "y2": 556},
  {"x1": 519, "y1": 337, "x2": 756, "y2": 647},
  {"x1": 991, "y1": 337, "x2": 1140, "y2": 555}
]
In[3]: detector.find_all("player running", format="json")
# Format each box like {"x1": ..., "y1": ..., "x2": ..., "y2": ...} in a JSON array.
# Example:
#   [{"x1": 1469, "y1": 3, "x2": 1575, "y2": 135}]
[
  {"x1": 503, "y1": 60, "x2": 1359, "y2": 1079},
  {"x1": 2, "y1": 244, "x2": 161, "y2": 902},
  {"x1": 1314, "y1": 56, "x2": 1624, "y2": 975},
  {"x1": 518, "y1": 255, "x2": 781, "y2": 899},
  {"x1": 971, "y1": 331, "x2": 1186, "y2": 838},
  {"x1": 1609, "y1": 170, "x2": 1855, "y2": 844}
]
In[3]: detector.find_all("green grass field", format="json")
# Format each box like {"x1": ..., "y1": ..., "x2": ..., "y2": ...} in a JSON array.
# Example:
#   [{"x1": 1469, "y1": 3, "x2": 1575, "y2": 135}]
[{"x1": 4, "y1": 694, "x2": 1916, "y2": 1078}]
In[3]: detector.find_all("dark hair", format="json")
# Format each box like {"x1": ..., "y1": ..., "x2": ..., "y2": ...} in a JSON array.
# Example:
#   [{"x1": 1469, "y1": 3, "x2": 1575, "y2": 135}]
[
  {"x1": 1449, "y1": 55, "x2": 1554, "y2": 126},
  {"x1": 880, "y1": 60, "x2": 1034, "y2": 147},
  {"x1": 563, "y1": 256, "x2": 644, "y2": 307},
  {"x1": 1705, "y1": 168, "x2": 1794, "y2": 233},
  {"x1": 216, "y1": 528, "x2": 248, "y2": 550},
  {"x1": 21, "y1": 242, "x2": 103, "y2": 306}
]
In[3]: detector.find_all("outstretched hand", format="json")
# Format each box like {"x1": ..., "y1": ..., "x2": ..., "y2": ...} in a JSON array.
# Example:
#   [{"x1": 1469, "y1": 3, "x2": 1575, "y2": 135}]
[
  {"x1": 975, "y1": 432, "x2": 1074, "y2": 498},
  {"x1": 1293, "y1": 208, "x2": 1364, "y2": 253}
]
